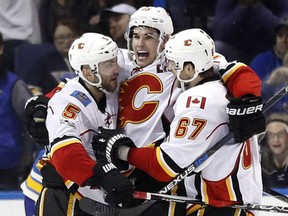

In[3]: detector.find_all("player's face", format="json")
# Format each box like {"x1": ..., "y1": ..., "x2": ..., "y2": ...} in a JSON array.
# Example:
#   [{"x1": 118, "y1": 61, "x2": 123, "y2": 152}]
[
  {"x1": 98, "y1": 57, "x2": 121, "y2": 92},
  {"x1": 266, "y1": 122, "x2": 288, "y2": 156},
  {"x1": 131, "y1": 27, "x2": 160, "y2": 67}
]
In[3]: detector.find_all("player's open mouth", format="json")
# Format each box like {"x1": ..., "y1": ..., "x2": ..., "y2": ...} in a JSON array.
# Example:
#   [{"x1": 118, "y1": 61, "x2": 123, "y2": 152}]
[{"x1": 137, "y1": 51, "x2": 149, "y2": 60}]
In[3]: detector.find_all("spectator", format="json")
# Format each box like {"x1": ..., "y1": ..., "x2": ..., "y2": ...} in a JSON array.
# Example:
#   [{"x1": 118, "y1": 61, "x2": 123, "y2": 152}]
[
  {"x1": 166, "y1": 0, "x2": 217, "y2": 34},
  {"x1": 250, "y1": 17, "x2": 288, "y2": 114},
  {"x1": 213, "y1": 0, "x2": 288, "y2": 64},
  {"x1": 0, "y1": 0, "x2": 42, "y2": 72},
  {"x1": 115, "y1": 0, "x2": 153, "y2": 9},
  {"x1": 0, "y1": 31, "x2": 34, "y2": 190},
  {"x1": 38, "y1": 0, "x2": 105, "y2": 43},
  {"x1": 20, "y1": 17, "x2": 82, "y2": 96},
  {"x1": 260, "y1": 112, "x2": 288, "y2": 188},
  {"x1": 99, "y1": 3, "x2": 136, "y2": 48}
]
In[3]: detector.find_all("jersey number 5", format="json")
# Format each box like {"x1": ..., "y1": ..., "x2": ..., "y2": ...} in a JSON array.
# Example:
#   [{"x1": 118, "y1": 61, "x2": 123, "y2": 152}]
[{"x1": 62, "y1": 103, "x2": 80, "y2": 119}]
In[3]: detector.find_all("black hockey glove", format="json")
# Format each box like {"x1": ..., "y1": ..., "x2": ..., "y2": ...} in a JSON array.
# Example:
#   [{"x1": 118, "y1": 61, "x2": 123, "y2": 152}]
[
  {"x1": 227, "y1": 96, "x2": 266, "y2": 142},
  {"x1": 92, "y1": 127, "x2": 135, "y2": 170},
  {"x1": 25, "y1": 95, "x2": 49, "y2": 146},
  {"x1": 86, "y1": 159, "x2": 133, "y2": 207}
]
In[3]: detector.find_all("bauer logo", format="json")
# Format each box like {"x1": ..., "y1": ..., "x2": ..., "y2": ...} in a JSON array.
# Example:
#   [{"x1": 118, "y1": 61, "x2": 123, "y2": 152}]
[{"x1": 227, "y1": 104, "x2": 263, "y2": 115}]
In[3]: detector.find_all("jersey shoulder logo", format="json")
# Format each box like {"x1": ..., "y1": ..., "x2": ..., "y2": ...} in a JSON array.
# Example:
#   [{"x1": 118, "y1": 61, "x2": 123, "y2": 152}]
[
  {"x1": 186, "y1": 96, "x2": 206, "y2": 109},
  {"x1": 70, "y1": 90, "x2": 91, "y2": 107}
]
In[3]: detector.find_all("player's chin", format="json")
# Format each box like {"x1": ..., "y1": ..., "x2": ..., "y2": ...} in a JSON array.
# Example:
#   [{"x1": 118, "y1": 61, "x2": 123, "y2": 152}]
[{"x1": 104, "y1": 81, "x2": 117, "y2": 92}]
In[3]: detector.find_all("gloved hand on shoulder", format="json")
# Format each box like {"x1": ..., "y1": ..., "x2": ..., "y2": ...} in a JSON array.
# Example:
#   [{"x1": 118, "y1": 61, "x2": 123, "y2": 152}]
[{"x1": 227, "y1": 95, "x2": 266, "y2": 142}]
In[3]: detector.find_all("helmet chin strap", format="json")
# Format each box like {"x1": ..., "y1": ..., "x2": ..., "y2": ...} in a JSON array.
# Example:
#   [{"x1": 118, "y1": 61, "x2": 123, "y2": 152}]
[
  {"x1": 177, "y1": 69, "x2": 199, "y2": 91},
  {"x1": 79, "y1": 72, "x2": 105, "y2": 92}
]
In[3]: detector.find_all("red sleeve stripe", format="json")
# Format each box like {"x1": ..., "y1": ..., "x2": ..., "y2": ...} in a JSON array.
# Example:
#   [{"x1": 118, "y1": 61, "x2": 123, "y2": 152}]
[
  {"x1": 51, "y1": 142, "x2": 96, "y2": 186},
  {"x1": 221, "y1": 62, "x2": 246, "y2": 83},
  {"x1": 50, "y1": 137, "x2": 81, "y2": 157}
]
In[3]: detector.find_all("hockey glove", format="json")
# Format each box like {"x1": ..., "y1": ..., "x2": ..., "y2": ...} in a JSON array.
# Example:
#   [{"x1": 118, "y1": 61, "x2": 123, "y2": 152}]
[
  {"x1": 25, "y1": 95, "x2": 50, "y2": 146},
  {"x1": 86, "y1": 159, "x2": 133, "y2": 207},
  {"x1": 92, "y1": 127, "x2": 135, "y2": 170},
  {"x1": 227, "y1": 96, "x2": 266, "y2": 142}
]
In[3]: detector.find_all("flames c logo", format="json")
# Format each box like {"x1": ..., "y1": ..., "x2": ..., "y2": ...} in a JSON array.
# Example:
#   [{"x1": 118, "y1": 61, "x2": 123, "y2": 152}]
[
  {"x1": 78, "y1": 43, "x2": 84, "y2": 49},
  {"x1": 184, "y1": 39, "x2": 192, "y2": 46}
]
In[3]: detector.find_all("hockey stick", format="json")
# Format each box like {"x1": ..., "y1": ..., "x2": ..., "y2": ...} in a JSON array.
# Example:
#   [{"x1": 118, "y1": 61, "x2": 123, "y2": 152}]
[
  {"x1": 79, "y1": 84, "x2": 288, "y2": 216},
  {"x1": 79, "y1": 191, "x2": 288, "y2": 215},
  {"x1": 79, "y1": 197, "x2": 155, "y2": 216},
  {"x1": 263, "y1": 187, "x2": 288, "y2": 204},
  {"x1": 133, "y1": 191, "x2": 288, "y2": 214}
]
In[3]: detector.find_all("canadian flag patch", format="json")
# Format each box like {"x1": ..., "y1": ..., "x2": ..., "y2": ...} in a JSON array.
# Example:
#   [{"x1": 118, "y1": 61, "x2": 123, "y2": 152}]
[{"x1": 186, "y1": 96, "x2": 206, "y2": 109}]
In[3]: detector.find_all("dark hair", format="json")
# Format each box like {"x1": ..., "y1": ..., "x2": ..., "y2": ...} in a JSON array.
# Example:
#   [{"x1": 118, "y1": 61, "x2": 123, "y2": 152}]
[
  {"x1": 266, "y1": 112, "x2": 288, "y2": 126},
  {"x1": 53, "y1": 16, "x2": 82, "y2": 37},
  {"x1": 183, "y1": 62, "x2": 213, "y2": 79},
  {"x1": 275, "y1": 17, "x2": 288, "y2": 37}
]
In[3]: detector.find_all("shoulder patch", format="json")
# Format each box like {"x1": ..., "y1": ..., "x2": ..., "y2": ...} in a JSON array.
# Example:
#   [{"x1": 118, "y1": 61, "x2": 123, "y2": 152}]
[
  {"x1": 186, "y1": 96, "x2": 206, "y2": 109},
  {"x1": 70, "y1": 90, "x2": 91, "y2": 107}
]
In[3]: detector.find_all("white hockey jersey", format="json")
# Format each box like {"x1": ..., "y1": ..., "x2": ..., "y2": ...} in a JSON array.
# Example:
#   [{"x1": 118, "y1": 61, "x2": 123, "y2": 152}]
[
  {"x1": 45, "y1": 77, "x2": 118, "y2": 202},
  {"x1": 158, "y1": 80, "x2": 262, "y2": 213},
  {"x1": 118, "y1": 50, "x2": 232, "y2": 148},
  {"x1": 118, "y1": 49, "x2": 181, "y2": 147},
  {"x1": 46, "y1": 77, "x2": 118, "y2": 158}
]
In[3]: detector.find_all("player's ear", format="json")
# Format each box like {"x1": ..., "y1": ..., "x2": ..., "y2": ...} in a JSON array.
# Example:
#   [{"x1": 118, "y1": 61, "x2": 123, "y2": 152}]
[
  {"x1": 183, "y1": 62, "x2": 194, "y2": 72},
  {"x1": 82, "y1": 66, "x2": 93, "y2": 80}
]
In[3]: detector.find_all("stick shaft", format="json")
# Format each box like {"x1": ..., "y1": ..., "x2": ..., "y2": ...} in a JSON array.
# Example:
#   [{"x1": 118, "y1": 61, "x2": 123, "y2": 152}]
[
  {"x1": 134, "y1": 191, "x2": 288, "y2": 213},
  {"x1": 264, "y1": 187, "x2": 288, "y2": 204}
]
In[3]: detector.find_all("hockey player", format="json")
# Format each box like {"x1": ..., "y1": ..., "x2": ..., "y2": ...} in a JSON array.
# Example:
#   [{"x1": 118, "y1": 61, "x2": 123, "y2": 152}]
[
  {"x1": 33, "y1": 33, "x2": 133, "y2": 216},
  {"x1": 93, "y1": 28, "x2": 263, "y2": 216},
  {"x1": 24, "y1": 6, "x2": 265, "y2": 216},
  {"x1": 111, "y1": 6, "x2": 264, "y2": 215},
  {"x1": 118, "y1": 6, "x2": 264, "y2": 149}
]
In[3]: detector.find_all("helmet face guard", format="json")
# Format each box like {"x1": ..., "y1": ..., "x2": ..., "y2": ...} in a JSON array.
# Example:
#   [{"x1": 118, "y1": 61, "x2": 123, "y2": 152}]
[
  {"x1": 125, "y1": 6, "x2": 174, "y2": 64},
  {"x1": 68, "y1": 33, "x2": 119, "y2": 89}
]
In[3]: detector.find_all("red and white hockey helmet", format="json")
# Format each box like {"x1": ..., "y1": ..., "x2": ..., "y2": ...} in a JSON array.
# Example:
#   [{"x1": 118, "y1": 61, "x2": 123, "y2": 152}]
[
  {"x1": 125, "y1": 6, "x2": 174, "y2": 59},
  {"x1": 165, "y1": 28, "x2": 215, "y2": 86},
  {"x1": 69, "y1": 32, "x2": 118, "y2": 88}
]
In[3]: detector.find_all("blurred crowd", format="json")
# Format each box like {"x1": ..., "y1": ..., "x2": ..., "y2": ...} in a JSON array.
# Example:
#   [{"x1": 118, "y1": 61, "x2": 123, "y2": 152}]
[{"x1": 0, "y1": 0, "x2": 287, "y2": 192}]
